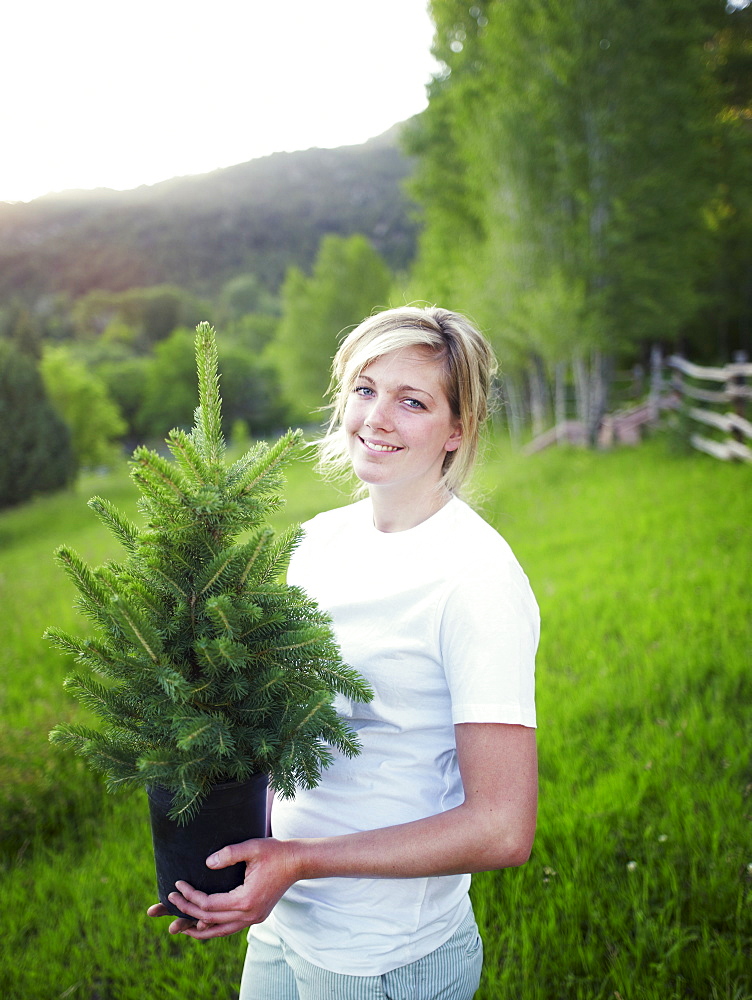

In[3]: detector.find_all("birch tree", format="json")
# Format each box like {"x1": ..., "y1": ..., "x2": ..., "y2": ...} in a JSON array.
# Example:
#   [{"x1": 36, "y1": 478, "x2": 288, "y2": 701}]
[{"x1": 407, "y1": 0, "x2": 739, "y2": 438}]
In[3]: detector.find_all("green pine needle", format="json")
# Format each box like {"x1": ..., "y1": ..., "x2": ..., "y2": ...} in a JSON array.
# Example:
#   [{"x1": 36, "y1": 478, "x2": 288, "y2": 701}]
[
  {"x1": 46, "y1": 322, "x2": 372, "y2": 824},
  {"x1": 87, "y1": 496, "x2": 139, "y2": 551},
  {"x1": 193, "y1": 321, "x2": 224, "y2": 469}
]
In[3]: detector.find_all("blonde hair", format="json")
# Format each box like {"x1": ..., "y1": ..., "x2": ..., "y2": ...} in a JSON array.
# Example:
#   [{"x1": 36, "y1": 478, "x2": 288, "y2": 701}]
[{"x1": 316, "y1": 306, "x2": 498, "y2": 496}]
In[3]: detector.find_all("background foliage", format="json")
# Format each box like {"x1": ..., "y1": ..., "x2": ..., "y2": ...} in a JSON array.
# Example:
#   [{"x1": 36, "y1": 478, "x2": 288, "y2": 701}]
[
  {"x1": 2, "y1": 2, "x2": 750, "y2": 504},
  {"x1": 406, "y1": 0, "x2": 751, "y2": 370},
  {"x1": 273, "y1": 233, "x2": 394, "y2": 421},
  {"x1": 0, "y1": 341, "x2": 75, "y2": 507}
]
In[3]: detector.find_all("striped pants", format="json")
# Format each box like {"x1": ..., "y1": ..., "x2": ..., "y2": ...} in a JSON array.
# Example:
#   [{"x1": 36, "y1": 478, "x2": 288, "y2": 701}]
[{"x1": 239, "y1": 909, "x2": 483, "y2": 1000}]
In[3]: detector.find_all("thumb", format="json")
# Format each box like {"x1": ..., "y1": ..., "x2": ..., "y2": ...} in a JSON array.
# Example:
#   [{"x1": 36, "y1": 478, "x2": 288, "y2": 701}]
[{"x1": 206, "y1": 839, "x2": 254, "y2": 869}]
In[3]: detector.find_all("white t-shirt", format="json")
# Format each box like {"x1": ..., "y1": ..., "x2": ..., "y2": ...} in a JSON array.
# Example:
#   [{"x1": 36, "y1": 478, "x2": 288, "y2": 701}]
[{"x1": 264, "y1": 495, "x2": 539, "y2": 975}]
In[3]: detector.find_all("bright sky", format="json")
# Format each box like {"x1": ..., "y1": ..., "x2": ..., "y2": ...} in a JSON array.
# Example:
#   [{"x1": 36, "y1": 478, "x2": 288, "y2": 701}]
[{"x1": 0, "y1": 0, "x2": 439, "y2": 204}]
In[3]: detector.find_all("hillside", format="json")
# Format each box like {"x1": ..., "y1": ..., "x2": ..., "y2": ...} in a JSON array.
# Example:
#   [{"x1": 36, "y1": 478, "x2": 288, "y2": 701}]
[{"x1": 0, "y1": 124, "x2": 419, "y2": 303}]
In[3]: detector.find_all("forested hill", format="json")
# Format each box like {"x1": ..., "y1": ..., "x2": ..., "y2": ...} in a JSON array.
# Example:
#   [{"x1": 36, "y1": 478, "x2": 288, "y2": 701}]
[{"x1": 0, "y1": 124, "x2": 418, "y2": 303}]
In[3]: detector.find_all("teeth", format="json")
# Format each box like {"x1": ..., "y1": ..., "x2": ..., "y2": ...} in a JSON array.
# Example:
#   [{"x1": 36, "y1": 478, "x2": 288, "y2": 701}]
[{"x1": 364, "y1": 439, "x2": 401, "y2": 453}]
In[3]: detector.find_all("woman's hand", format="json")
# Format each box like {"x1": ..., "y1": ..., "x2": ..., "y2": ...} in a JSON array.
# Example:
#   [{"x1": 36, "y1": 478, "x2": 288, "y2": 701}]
[
  {"x1": 146, "y1": 837, "x2": 300, "y2": 940},
  {"x1": 147, "y1": 724, "x2": 538, "y2": 938}
]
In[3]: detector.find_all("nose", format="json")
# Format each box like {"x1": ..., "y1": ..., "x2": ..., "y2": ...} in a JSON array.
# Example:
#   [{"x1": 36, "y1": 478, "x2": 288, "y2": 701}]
[{"x1": 364, "y1": 397, "x2": 393, "y2": 432}]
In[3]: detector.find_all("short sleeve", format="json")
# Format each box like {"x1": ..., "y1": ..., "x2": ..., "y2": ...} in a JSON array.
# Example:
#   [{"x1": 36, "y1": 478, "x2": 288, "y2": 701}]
[{"x1": 439, "y1": 560, "x2": 539, "y2": 728}]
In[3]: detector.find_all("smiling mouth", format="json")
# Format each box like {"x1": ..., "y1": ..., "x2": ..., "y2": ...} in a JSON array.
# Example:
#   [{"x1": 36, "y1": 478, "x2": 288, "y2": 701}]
[{"x1": 359, "y1": 436, "x2": 403, "y2": 454}]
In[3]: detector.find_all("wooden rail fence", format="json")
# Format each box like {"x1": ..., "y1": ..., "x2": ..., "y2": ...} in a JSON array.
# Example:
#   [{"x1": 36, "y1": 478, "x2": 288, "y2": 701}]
[
  {"x1": 666, "y1": 353, "x2": 752, "y2": 464},
  {"x1": 522, "y1": 349, "x2": 752, "y2": 463}
]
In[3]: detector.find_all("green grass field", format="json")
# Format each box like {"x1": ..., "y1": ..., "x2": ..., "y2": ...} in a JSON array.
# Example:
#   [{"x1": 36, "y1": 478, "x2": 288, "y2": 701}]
[{"x1": 1, "y1": 433, "x2": 749, "y2": 999}]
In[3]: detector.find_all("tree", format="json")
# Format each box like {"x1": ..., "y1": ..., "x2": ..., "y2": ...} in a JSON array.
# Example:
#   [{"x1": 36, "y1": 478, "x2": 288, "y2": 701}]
[
  {"x1": 403, "y1": 1, "x2": 492, "y2": 310},
  {"x1": 218, "y1": 273, "x2": 279, "y2": 322},
  {"x1": 227, "y1": 313, "x2": 279, "y2": 355},
  {"x1": 691, "y1": 2, "x2": 752, "y2": 358},
  {"x1": 273, "y1": 235, "x2": 393, "y2": 422},
  {"x1": 217, "y1": 343, "x2": 287, "y2": 437},
  {"x1": 136, "y1": 329, "x2": 200, "y2": 438},
  {"x1": 72, "y1": 286, "x2": 210, "y2": 353},
  {"x1": 96, "y1": 355, "x2": 151, "y2": 439},
  {"x1": 137, "y1": 327, "x2": 285, "y2": 441},
  {"x1": 40, "y1": 346, "x2": 127, "y2": 470},
  {"x1": 0, "y1": 342, "x2": 75, "y2": 508},
  {"x1": 47, "y1": 323, "x2": 372, "y2": 822},
  {"x1": 407, "y1": 0, "x2": 741, "y2": 435}
]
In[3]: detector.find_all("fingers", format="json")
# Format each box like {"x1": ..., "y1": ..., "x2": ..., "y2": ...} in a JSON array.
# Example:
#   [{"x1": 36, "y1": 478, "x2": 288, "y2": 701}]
[
  {"x1": 148, "y1": 839, "x2": 289, "y2": 940},
  {"x1": 169, "y1": 881, "x2": 245, "y2": 922},
  {"x1": 176, "y1": 918, "x2": 249, "y2": 940},
  {"x1": 168, "y1": 916, "x2": 201, "y2": 935},
  {"x1": 164, "y1": 882, "x2": 252, "y2": 939},
  {"x1": 148, "y1": 893, "x2": 231, "y2": 937},
  {"x1": 205, "y1": 838, "x2": 256, "y2": 871},
  {"x1": 146, "y1": 901, "x2": 201, "y2": 935},
  {"x1": 148, "y1": 873, "x2": 258, "y2": 940}
]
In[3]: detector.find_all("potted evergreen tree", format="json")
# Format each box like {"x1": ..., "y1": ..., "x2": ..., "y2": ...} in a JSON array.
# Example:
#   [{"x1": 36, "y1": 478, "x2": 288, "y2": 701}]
[{"x1": 46, "y1": 322, "x2": 372, "y2": 916}]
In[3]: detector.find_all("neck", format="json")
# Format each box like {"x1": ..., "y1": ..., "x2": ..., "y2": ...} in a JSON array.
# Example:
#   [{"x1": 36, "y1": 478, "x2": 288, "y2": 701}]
[{"x1": 369, "y1": 484, "x2": 454, "y2": 533}]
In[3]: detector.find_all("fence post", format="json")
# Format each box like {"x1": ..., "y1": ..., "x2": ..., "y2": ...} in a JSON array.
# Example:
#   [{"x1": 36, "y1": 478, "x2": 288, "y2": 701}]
[
  {"x1": 573, "y1": 356, "x2": 588, "y2": 430},
  {"x1": 729, "y1": 350, "x2": 749, "y2": 445},
  {"x1": 648, "y1": 345, "x2": 663, "y2": 423},
  {"x1": 504, "y1": 375, "x2": 524, "y2": 446},
  {"x1": 632, "y1": 363, "x2": 645, "y2": 401},
  {"x1": 554, "y1": 361, "x2": 567, "y2": 438},
  {"x1": 528, "y1": 359, "x2": 548, "y2": 437}
]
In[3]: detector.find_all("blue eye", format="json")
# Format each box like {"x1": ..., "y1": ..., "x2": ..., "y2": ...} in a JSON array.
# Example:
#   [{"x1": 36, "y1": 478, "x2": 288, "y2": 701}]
[
  {"x1": 405, "y1": 398, "x2": 427, "y2": 410},
  {"x1": 354, "y1": 385, "x2": 374, "y2": 397}
]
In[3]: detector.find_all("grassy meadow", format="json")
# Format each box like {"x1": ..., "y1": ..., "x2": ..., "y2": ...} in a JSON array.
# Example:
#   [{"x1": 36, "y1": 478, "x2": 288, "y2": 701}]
[{"x1": 0, "y1": 431, "x2": 749, "y2": 999}]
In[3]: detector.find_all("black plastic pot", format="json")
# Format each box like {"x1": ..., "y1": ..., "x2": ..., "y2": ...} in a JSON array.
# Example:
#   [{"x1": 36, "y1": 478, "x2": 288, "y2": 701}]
[{"x1": 147, "y1": 774, "x2": 268, "y2": 918}]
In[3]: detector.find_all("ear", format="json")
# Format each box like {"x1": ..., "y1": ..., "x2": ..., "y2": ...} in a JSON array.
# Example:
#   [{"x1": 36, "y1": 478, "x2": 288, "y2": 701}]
[{"x1": 444, "y1": 422, "x2": 463, "y2": 453}]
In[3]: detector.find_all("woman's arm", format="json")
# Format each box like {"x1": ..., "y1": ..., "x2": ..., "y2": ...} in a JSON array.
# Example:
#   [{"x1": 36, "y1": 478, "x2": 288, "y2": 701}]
[{"x1": 148, "y1": 722, "x2": 537, "y2": 939}]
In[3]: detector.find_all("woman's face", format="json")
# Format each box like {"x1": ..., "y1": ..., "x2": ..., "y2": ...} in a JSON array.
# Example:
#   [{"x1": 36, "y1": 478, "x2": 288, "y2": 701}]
[{"x1": 343, "y1": 345, "x2": 462, "y2": 497}]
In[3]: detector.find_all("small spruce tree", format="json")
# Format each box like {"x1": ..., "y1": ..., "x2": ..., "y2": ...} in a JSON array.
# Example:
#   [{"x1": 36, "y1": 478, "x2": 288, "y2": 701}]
[{"x1": 47, "y1": 323, "x2": 372, "y2": 823}]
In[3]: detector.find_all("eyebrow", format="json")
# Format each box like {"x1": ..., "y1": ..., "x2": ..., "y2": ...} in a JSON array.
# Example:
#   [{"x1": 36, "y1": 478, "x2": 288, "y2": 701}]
[{"x1": 357, "y1": 374, "x2": 436, "y2": 401}]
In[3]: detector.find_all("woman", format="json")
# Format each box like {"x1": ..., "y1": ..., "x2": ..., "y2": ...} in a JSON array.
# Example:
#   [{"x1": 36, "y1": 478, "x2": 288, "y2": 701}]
[{"x1": 149, "y1": 306, "x2": 539, "y2": 999}]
